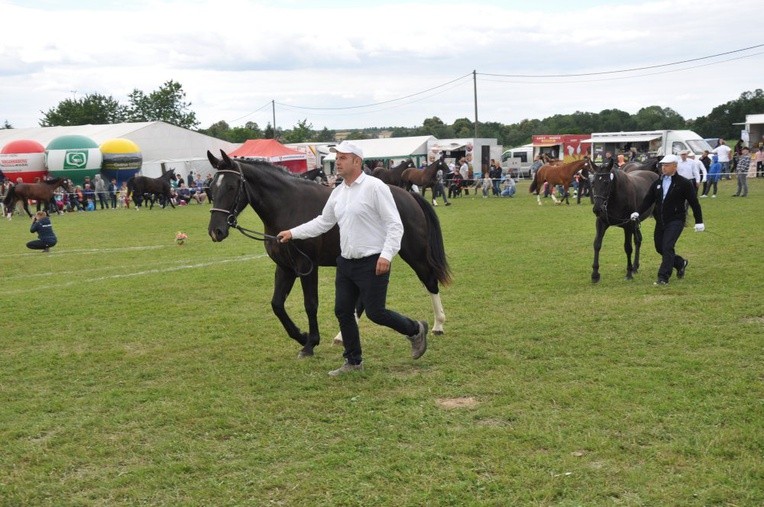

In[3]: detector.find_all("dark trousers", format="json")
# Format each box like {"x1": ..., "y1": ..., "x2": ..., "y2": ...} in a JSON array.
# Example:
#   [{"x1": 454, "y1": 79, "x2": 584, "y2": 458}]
[
  {"x1": 334, "y1": 254, "x2": 418, "y2": 365},
  {"x1": 653, "y1": 219, "x2": 685, "y2": 282},
  {"x1": 27, "y1": 239, "x2": 56, "y2": 250}
]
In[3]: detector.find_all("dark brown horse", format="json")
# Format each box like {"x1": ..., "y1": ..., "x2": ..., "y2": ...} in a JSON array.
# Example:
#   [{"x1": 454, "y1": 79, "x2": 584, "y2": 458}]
[
  {"x1": 206, "y1": 150, "x2": 451, "y2": 359},
  {"x1": 529, "y1": 158, "x2": 593, "y2": 205},
  {"x1": 126, "y1": 169, "x2": 177, "y2": 209},
  {"x1": 590, "y1": 161, "x2": 659, "y2": 282},
  {"x1": 371, "y1": 159, "x2": 414, "y2": 187},
  {"x1": 401, "y1": 159, "x2": 450, "y2": 195},
  {"x1": 3, "y1": 177, "x2": 72, "y2": 218}
]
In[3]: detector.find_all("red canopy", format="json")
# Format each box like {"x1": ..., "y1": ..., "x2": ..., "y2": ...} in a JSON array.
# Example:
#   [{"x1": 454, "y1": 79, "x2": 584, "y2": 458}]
[{"x1": 228, "y1": 139, "x2": 308, "y2": 173}]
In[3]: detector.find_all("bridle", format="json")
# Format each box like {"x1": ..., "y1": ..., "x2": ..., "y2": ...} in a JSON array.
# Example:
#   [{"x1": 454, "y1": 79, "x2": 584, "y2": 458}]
[
  {"x1": 209, "y1": 165, "x2": 315, "y2": 276},
  {"x1": 592, "y1": 170, "x2": 636, "y2": 227}
]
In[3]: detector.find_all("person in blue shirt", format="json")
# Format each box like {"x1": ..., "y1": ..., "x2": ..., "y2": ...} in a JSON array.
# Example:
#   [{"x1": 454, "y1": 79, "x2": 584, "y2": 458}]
[{"x1": 28, "y1": 211, "x2": 57, "y2": 252}]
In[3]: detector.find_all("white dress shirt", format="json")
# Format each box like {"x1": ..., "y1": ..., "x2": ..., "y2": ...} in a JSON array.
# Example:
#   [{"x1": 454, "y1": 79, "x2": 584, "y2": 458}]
[
  {"x1": 290, "y1": 172, "x2": 403, "y2": 261},
  {"x1": 677, "y1": 159, "x2": 698, "y2": 181}
]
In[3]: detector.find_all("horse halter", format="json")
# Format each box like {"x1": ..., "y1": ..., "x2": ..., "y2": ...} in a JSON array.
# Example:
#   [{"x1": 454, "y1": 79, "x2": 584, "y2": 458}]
[
  {"x1": 208, "y1": 165, "x2": 315, "y2": 276},
  {"x1": 209, "y1": 168, "x2": 249, "y2": 231}
]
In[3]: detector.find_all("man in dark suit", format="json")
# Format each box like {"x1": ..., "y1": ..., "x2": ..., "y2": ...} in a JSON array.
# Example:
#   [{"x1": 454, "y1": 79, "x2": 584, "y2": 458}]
[{"x1": 631, "y1": 154, "x2": 705, "y2": 286}]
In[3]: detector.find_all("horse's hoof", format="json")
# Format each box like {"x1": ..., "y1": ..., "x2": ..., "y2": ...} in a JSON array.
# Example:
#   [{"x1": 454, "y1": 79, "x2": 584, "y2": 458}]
[
  {"x1": 297, "y1": 348, "x2": 314, "y2": 359},
  {"x1": 433, "y1": 330, "x2": 444, "y2": 336},
  {"x1": 332, "y1": 336, "x2": 343, "y2": 346}
]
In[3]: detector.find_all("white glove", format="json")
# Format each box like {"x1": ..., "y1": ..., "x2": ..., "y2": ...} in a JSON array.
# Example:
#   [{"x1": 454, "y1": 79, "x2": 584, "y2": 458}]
[
  {"x1": 630, "y1": 212, "x2": 639, "y2": 221},
  {"x1": 694, "y1": 223, "x2": 705, "y2": 232}
]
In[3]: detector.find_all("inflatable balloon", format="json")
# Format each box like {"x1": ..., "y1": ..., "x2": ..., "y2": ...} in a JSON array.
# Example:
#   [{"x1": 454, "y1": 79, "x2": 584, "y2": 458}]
[
  {"x1": 100, "y1": 138, "x2": 142, "y2": 185},
  {"x1": 46, "y1": 135, "x2": 103, "y2": 185},
  {"x1": 0, "y1": 139, "x2": 47, "y2": 183}
]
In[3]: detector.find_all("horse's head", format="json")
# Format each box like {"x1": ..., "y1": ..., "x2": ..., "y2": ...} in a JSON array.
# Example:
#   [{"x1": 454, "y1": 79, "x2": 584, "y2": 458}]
[
  {"x1": 591, "y1": 169, "x2": 616, "y2": 216},
  {"x1": 207, "y1": 150, "x2": 249, "y2": 242}
]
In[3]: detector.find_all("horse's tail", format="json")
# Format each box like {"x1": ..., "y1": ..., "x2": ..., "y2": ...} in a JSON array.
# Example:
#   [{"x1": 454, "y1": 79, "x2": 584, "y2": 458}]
[
  {"x1": 529, "y1": 174, "x2": 538, "y2": 194},
  {"x1": 410, "y1": 191, "x2": 452, "y2": 286},
  {"x1": 126, "y1": 176, "x2": 136, "y2": 198},
  {"x1": 3, "y1": 185, "x2": 15, "y2": 207}
]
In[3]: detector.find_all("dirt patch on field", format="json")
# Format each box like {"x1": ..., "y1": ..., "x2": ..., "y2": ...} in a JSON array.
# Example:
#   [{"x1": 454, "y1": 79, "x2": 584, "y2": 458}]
[
  {"x1": 437, "y1": 396, "x2": 478, "y2": 409},
  {"x1": 741, "y1": 315, "x2": 764, "y2": 325}
]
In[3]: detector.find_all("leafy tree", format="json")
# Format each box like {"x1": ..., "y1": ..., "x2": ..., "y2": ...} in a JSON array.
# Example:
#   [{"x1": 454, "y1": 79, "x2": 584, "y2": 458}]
[
  {"x1": 282, "y1": 119, "x2": 313, "y2": 143},
  {"x1": 689, "y1": 89, "x2": 764, "y2": 139},
  {"x1": 124, "y1": 80, "x2": 199, "y2": 129},
  {"x1": 315, "y1": 127, "x2": 335, "y2": 142},
  {"x1": 633, "y1": 106, "x2": 685, "y2": 131},
  {"x1": 39, "y1": 93, "x2": 125, "y2": 127},
  {"x1": 421, "y1": 116, "x2": 453, "y2": 138},
  {"x1": 264, "y1": 123, "x2": 275, "y2": 139},
  {"x1": 452, "y1": 118, "x2": 473, "y2": 138},
  {"x1": 201, "y1": 120, "x2": 231, "y2": 139}
]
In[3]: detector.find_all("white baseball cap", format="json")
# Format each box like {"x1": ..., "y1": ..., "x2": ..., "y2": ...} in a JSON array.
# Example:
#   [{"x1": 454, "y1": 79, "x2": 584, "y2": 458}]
[
  {"x1": 330, "y1": 141, "x2": 363, "y2": 159},
  {"x1": 659, "y1": 154, "x2": 679, "y2": 164}
]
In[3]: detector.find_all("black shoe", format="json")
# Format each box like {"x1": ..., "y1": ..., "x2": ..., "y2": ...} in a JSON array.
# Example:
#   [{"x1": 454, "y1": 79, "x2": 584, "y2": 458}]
[
  {"x1": 732, "y1": 194, "x2": 739, "y2": 197},
  {"x1": 654, "y1": 279, "x2": 669, "y2": 286},
  {"x1": 445, "y1": 202, "x2": 451, "y2": 206},
  {"x1": 677, "y1": 259, "x2": 688, "y2": 279}
]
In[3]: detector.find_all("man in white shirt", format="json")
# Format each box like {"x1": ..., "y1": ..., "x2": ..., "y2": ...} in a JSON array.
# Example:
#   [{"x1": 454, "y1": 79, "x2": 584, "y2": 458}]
[
  {"x1": 712, "y1": 139, "x2": 732, "y2": 180},
  {"x1": 677, "y1": 151, "x2": 700, "y2": 189},
  {"x1": 277, "y1": 141, "x2": 428, "y2": 376}
]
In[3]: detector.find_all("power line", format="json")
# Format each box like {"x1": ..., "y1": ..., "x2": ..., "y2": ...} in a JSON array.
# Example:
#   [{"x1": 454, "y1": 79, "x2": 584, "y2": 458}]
[
  {"x1": 274, "y1": 72, "x2": 473, "y2": 111},
  {"x1": 479, "y1": 43, "x2": 764, "y2": 78}
]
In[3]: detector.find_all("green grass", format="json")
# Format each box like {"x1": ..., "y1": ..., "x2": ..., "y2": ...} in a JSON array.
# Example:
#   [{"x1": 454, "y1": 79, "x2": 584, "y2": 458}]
[{"x1": 1, "y1": 178, "x2": 762, "y2": 506}]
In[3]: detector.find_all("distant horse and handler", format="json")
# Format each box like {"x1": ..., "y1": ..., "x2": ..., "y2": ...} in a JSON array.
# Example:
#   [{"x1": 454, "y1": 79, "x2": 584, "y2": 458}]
[{"x1": 529, "y1": 157, "x2": 594, "y2": 205}]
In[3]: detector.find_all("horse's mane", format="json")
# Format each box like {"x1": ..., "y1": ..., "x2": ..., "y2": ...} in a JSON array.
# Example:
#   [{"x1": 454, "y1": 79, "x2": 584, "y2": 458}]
[{"x1": 234, "y1": 158, "x2": 323, "y2": 189}]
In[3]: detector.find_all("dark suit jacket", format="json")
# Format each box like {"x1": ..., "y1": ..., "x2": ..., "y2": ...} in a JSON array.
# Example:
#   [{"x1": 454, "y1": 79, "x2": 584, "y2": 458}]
[{"x1": 637, "y1": 173, "x2": 703, "y2": 225}]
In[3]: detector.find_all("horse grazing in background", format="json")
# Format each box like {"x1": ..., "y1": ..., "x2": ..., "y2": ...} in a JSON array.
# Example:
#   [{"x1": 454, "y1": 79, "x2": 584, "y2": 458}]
[
  {"x1": 126, "y1": 169, "x2": 176, "y2": 209},
  {"x1": 3, "y1": 177, "x2": 72, "y2": 218},
  {"x1": 206, "y1": 150, "x2": 451, "y2": 359},
  {"x1": 529, "y1": 158, "x2": 593, "y2": 205},
  {"x1": 371, "y1": 159, "x2": 415, "y2": 187},
  {"x1": 590, "y1": 161, "x2": 658, "y2": 282},
  {"x1": 401, "y1": 159, "x2": 450, "y2": 196},
  {"x1": 299, "y1": 168, "x2": 329, "y2": 185}
]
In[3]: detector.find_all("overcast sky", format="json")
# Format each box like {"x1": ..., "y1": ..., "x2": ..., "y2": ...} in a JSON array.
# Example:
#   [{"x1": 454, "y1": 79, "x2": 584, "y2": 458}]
[{"x1": 1, "y1": 0, "x2": 762, "y2": 132}]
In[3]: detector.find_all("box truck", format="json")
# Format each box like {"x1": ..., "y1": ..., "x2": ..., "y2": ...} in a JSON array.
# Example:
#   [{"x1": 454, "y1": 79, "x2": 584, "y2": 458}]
[
  {"x1": 532, "y1": 134, "x2": 591, "y2": 163},
  {"x1": 586, "y1": 130, "x2": 713, "y2": 163}
]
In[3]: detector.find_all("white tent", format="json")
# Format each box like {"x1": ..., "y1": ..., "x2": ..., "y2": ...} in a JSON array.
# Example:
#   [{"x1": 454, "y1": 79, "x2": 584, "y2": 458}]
[
  {"x1": 0, "y1": 121, "x2": 238, "y2": 179},
  {"x1": 323, "y1": 136, "x2": 435, "y2": 165}
]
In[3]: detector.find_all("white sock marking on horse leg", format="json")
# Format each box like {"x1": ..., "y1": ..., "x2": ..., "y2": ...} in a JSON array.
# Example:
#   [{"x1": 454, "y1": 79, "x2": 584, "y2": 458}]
[{"x1": 430, "y1": 292, "x2": 445, "y2": 333}]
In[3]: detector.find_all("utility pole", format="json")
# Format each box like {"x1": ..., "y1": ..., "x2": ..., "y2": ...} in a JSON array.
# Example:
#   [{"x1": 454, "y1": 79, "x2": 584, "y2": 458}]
[
  {"x1": 473, "y1": 70, "x2": 479, "y2": 138},
  {"x1": 272, "y1": 100, "x2": 276, "y2": 139}
]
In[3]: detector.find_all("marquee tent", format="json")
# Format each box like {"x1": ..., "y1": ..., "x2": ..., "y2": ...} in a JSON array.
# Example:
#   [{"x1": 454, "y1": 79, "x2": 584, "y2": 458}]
[
  {"x1": 228, "y1": 139, "x2": 308, "y2": 173},
  {"x1": 0, "y1": 121, "x2": 238, "y2": 180}
]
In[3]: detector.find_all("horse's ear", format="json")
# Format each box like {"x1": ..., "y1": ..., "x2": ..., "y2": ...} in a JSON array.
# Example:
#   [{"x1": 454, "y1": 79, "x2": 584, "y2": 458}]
[
  {"x1": 220, "y1": 150, "x2": 232, "y2": 167},
  {"x1": 207, "y1": 150, "x2": 220, "y2": 169}
]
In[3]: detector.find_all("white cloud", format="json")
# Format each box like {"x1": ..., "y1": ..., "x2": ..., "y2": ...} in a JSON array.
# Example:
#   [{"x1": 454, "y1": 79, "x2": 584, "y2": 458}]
[{"x1": 1, "y1": 0, "x2": 762, "y2": 131}]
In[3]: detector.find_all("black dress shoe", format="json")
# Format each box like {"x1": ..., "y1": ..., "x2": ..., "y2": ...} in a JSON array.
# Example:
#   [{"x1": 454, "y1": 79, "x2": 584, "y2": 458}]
[{"x1": 677, "y1": 259, "x2": 688, "y2": 279}]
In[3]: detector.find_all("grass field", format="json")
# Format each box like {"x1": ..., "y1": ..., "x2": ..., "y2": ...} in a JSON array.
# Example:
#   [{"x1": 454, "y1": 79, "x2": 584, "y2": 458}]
[{"x1": 1, "y1": 178, "x2": 762, "y2": 506}]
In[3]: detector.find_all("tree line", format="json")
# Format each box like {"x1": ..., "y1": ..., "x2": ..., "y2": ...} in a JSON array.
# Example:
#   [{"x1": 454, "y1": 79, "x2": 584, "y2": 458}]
[{"x1": 6, "y1": 83, "x2": 762, "y2": 149}]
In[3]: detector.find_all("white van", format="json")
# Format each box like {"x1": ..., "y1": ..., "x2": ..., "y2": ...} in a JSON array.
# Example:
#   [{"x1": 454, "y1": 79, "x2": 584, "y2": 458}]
[
  {"x1": 501, "y1": 144, "x2": 533, "y2": 178},
  {"x1": 586, "y1": 130, "x2": 713, "y2": 162}
]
